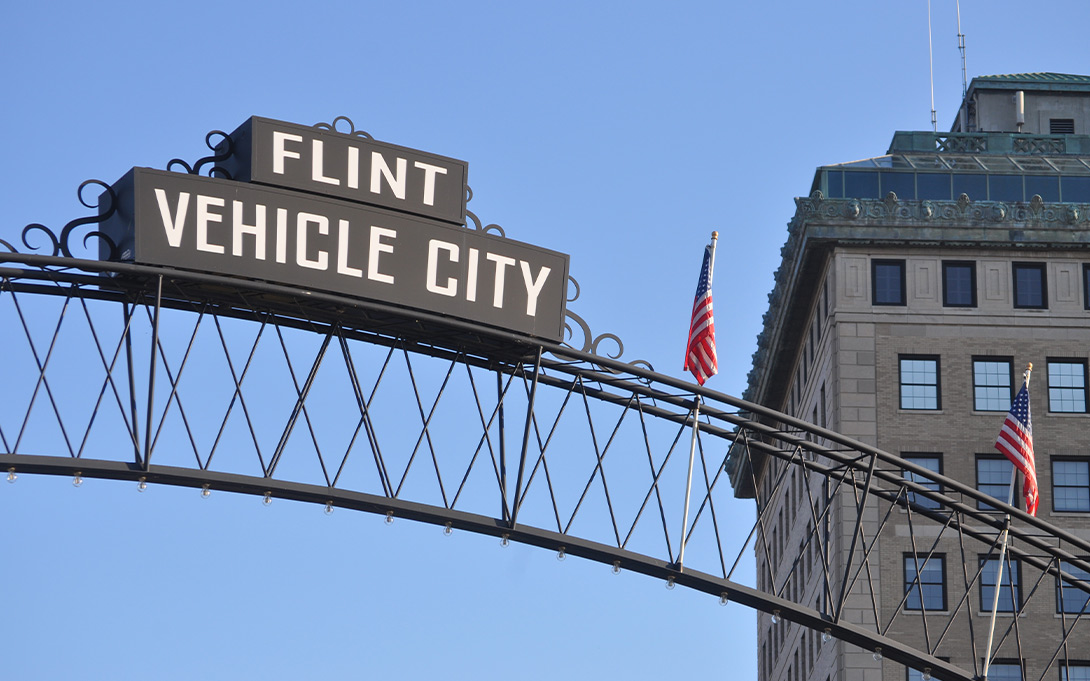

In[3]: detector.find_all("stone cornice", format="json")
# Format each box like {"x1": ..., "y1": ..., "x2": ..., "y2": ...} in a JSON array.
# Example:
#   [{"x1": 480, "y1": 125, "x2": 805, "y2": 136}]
[{"x1": 744, "y1": 192, "x2": 1090, "y2": 406}]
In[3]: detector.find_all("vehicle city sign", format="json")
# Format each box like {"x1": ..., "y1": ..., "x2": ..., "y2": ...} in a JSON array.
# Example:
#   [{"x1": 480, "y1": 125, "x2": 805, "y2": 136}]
[{"x1": 100, "y1": 119, "x2": 568, "y2": 341}]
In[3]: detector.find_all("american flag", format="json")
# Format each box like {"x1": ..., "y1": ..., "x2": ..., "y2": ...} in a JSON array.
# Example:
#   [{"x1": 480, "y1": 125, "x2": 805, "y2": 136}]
[
  {"x1": 994, "y1": 380, "x2": 1038, "y2": 516},
  {"x1": 684, "y1": 241, "x2": 717, "y2": 385}
]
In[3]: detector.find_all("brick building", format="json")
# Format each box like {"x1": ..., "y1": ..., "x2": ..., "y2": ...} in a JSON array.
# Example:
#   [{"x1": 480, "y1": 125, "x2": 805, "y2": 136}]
[{"x1": 732, "y1": 73, "x2": 1090, "y2": 681}]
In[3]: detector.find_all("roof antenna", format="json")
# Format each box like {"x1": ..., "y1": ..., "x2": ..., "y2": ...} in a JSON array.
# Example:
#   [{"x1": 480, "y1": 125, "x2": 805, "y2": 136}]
[
  {"x1": 927, "y1": 0, "x2": 937, "y2": 132},
  {"x1": 957, "y1": 0, "x2": 968, "y2": 100}
]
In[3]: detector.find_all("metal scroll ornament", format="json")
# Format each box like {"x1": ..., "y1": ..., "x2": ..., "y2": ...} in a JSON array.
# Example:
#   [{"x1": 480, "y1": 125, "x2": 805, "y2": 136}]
[
  {"x1": 167, "y1": 130, "x2": 235, "y2": 178},
  {"x1": 313, "y1": 116, "x2": 373, "y2": 140},
  {"x1": 9, "y1": 180, "x2": 119, "y2": 259},
  {"x1": 561, "y1": 277, "x2": 652, "y2": 373},
  {"x1": 463, "y1": 187, "x2": 505, "y2": 237}
]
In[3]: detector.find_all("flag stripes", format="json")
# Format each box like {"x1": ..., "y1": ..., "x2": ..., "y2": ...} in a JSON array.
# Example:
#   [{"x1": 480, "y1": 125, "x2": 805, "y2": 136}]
[
  {"x1": 684, "y1": 242, "x2": 717, "y2": 385},
  {"x1": 994, "y1": 381, "x2": 1038, "y2": 516}
]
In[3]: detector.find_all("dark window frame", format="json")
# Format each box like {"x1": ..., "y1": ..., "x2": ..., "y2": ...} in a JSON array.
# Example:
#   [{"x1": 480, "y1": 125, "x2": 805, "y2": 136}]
[
  {"x1": 907, "y1": 660, "x2": 950, "y2": 681},
  {"x1": 1060, "y1": 663, "x2": 1090, "y2": 681},
  {"x1": 904, "y1": 552, "x2": 947, "y2": 611},
  {"x1": 977, "y1": 454, "x2": 1018, "y2": 511},
  {"x1": 1053, "y1": 458, "x2": 1090, "y2": 513},
  {"x1": 1059, "y1": 662, "x2": 1090, "y2": 681},
  {"x1": 979, "y1": 556, "x2": 1022, "y2": 613},
  {"x1": 973, "y1": 356, "x2": 1014, "y2": 412},
  {"x1": 902, "y1": 453, "x2": 943, "y2": 509},
  {"x1": 872, "y1": 259, "x2": 907, "y2": 306},
  {"x1": 1047, "y1": 358, "x2": 1089, "y2": 414},
  {"x1": 1012, "y1": 262, "x2": 1048, "y2": 309},
  {"x1": 984, "y1": 659, "x2": 1024, "y2": 681},
  {"x1": 943, "y1": 260, "x2": 977, "y2": 307},
  {"x1": 899, "y1": 355, "x2": 941, "y2": 410},
  {"x1": 1056, "y1": 561, "x2": 1090, "y2": 615},
  {"x1": 1084, "y1": 264, "x2": 1090, "y2": 310}
]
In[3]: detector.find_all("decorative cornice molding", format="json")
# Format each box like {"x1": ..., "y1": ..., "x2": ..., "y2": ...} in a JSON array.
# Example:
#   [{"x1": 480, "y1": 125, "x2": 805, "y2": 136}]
[
  {"x1": 744, "y1": 192, "x2": 1090, "y2": 403},
  {"x1": 795, "y1": 190, "x2": 1090, "y2": 228}
]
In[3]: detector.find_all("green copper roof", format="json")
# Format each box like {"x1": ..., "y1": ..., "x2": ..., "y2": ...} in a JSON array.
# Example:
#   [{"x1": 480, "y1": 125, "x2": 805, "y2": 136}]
[
  {"x1": 968, "y1": 73, "x2": 1090, "y2": 93},
  {"x1": 976, "y1": 72, "x2": 1090, "y2": 84}
]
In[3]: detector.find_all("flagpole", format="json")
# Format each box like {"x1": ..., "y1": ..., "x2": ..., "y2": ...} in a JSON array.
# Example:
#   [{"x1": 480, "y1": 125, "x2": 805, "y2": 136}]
[
  {"x1": 678, "y1": 231, "x2": 718, "y2": 570},
  {"x1": 982, "y1": 362, "x2": 1031, "y2": 680}
]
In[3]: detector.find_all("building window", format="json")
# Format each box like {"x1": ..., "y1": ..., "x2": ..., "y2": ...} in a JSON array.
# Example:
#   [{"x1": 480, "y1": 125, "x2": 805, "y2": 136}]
[
  {"x1": 904, "y1": 553, "x2": 946, "y2": 610},
  {"x1": 943, "y1": 261, "x2": 976, "y2": 307},
  {"x1": 1048, "y1": 360, "x2": 1088, "y2": 413},
  {"x1": 1012, "y1": 262, "x2": 1047, "y2": 309},
  {"x1": 873, "y1": 259, "x2": 906, "y2": 306},
  {"x1": 1054, "y1": 459, "x2": 1090, "y2": 512},
  {"x1": 903, "y1": 454, "x2": 942, "y2": 509},
  {"x1": 1060, "y1": 663, "x2": 1090, "y2": 681},
  {"x1": 1056, "y1": 561, "x2": 1090, "y2": 615},
  {"x1": 977, "y1": 456, "x2": 1016, "y2": 510},
  {"x1": 974, "y1": 358, "x2": 1013, "y2": 411},
  {"x1": 980, "y1": 557, "x2": 1021, "y2": 612},
  {"x1": 908, "y1": 661, "x2": 950, "y2": 681},
  {"x1": 1084, "y1": 264, "x2": 1090, "y2": 310},
  {"x1": 986, "y1": 661, "x2": 1023, "y2": 681},
  {"x1": 900, "y1": 356, "x2": 940, "y2": 409}
]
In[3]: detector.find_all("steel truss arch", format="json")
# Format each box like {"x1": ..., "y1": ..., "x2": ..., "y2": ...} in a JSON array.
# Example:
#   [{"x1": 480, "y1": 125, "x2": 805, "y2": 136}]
[{"x1": 2, "y1": 253, "x2": 1089, "y2": 681}]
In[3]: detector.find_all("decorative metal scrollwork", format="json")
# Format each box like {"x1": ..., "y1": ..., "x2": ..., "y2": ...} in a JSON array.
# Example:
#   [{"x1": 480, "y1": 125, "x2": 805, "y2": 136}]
[
  {"x1": 558, "y1": 276, "x2": 653, "y2": 375},
  {"x1": 314, "y1": 116, "x2": 373, "y2": 140},
  {"x1": 18, "y1": 180, "x2": 119, "y2": 259},
  {"x1": 167, "y1": 131, "x2": 235, "y2": 179},
  {"x1": 462, "y1": 186, "x2": 505, "y2": 236}
]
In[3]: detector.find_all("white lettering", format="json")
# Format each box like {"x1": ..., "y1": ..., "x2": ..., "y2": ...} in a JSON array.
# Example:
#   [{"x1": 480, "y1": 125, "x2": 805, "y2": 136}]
[
  {"x1": 370, "y1": 153, "x2": 407, "y2": 200},
  {"x1": 347, "y1": 146, "x2": 359, "y2": 190},
  {"x1": 368, "y1": 226, "x2": 396, "y2": 284},
  {"x1": 296, "y1": 212, "x2": 329, "y2": 270},
  {"x1": 520, "y1": 262, "x2": 551, "y2": 317},
  {"x1": 426, "y1": 240, "x2": 459, "y2": 297},
  {"x1": 465, "y1": 248, "x2": 479, "y2": 302},
  {"x1": 196, "y1": 195, "x2": 225, "y2": 254},
  {"x1": 311, "y1": 140, "x2": 340, "y2": 186},
  {"x1": 486, "y1": 253, "x2": 516, "y2": 308},
  {"x1": 232, "y1": 201, "x2": 267, "y2": 260},
  {"x1": 336, "y1": 219, "x2": 363, "y2": 278},
  {"x1": 272, "y1": 132, "x2": 303, "y2": 174},
  {"x1": 275, "y1": 208, "x2": 288, "y2": 264},
  {"x1": 154, "y1": 188, "x2": 189, "y2": 248},
  {"x1": 414, "y1": 161, "x2": 448, "y2": 206}
]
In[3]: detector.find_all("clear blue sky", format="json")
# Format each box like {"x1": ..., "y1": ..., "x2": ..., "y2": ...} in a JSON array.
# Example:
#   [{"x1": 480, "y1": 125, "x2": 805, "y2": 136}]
[{"x1": 2, "y1": 2, "x2": 1087, "y2": 679}]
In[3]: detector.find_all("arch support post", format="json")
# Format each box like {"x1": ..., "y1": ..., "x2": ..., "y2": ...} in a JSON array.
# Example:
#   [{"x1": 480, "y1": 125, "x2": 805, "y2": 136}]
[{"x1": 142, "y1": 274, "x2": 163, "y2": 471}]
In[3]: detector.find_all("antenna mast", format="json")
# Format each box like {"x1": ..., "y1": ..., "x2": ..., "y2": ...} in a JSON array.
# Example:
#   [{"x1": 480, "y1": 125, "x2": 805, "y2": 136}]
[
  {"x1": 927, "y1": 0, "x2": 937, "y2": 132},
  {"x1": 957, "y1": 0, "x2": 968, "y2": 98}
]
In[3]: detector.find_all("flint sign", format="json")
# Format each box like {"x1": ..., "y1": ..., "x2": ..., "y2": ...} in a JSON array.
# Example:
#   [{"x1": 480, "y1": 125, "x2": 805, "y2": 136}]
[
  {"x1": 217, "y1": 117, "x2": 468, "y2": 226},
  {"x1": 100, "y1": 118, "x2": 569, "y2": 341}
]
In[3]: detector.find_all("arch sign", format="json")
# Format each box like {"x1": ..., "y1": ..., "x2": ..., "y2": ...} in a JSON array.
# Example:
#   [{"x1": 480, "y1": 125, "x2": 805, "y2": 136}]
[{"x1": 99, "y1": 117, "x2": 569, "y2": 340}]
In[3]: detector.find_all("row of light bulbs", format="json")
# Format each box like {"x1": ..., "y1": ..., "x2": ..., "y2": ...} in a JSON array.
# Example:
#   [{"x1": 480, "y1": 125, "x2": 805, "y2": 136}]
[
  {"x1": 5, "y1": 466, "x2": 933, "y2": 680},
  {"x1": 6, "y1": 468, "x2": 341, "y2": 515}
]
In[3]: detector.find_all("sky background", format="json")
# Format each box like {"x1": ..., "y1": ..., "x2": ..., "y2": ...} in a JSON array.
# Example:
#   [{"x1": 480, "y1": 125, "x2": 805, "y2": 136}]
[{"x1": 2, "y1": 2, "x2": 1088, "y2": 679}]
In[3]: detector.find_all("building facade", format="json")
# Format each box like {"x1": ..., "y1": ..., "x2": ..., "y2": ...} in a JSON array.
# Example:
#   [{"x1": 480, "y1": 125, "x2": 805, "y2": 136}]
[{"x1": 733, "y1": 74, "x2": 1090, "y2": 681}]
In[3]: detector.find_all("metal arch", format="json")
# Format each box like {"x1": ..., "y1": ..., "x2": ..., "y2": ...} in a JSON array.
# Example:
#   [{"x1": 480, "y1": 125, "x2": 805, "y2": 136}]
[{"x1": 2, "y1": 256, "x2": 1089, "y2": 681}]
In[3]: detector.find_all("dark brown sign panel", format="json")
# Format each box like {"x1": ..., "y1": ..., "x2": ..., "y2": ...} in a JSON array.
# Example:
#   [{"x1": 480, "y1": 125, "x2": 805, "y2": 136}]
[
  {"x1": 218, "y1": 117, "x2": 468, "y2": 225},
  {"x1": 101, "y1": 168, "x2": 567, "y2": 340}
]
